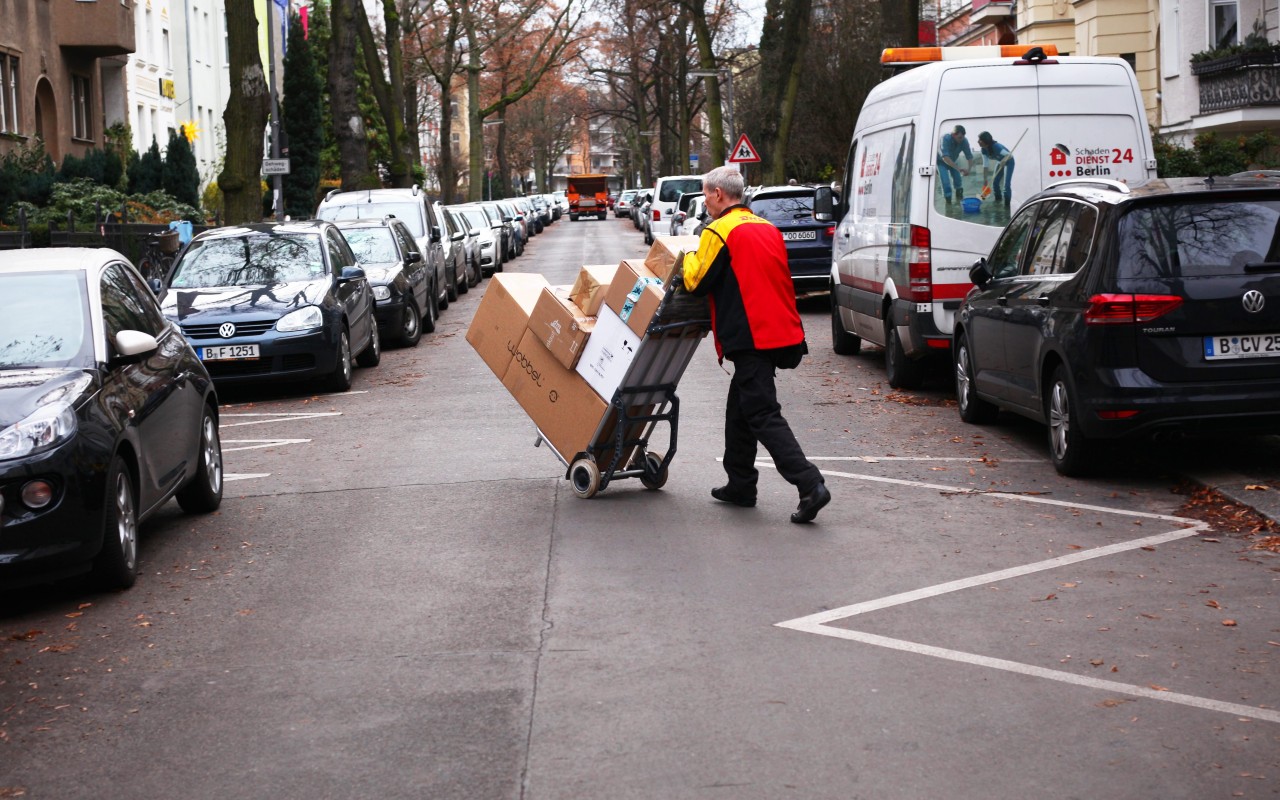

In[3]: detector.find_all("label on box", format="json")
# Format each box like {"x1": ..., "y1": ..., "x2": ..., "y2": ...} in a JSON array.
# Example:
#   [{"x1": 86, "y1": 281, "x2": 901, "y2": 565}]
[
  {"x1": 605, "y1": 261, "x2": 665, "y2": 337},
  {"x1": 575, "y1": 306, "x2": 640, "y2": 401},
  {"x1": 529, "y1": 286, "x2": 595, "y2": 370}
]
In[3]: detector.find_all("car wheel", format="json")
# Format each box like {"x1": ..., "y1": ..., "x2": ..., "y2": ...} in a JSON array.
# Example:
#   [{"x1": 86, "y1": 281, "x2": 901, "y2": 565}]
[
  {"x1": 176, "y1": 405, "x2": 224, "y2": 513},
  {"x1": 570, "y1": 213, "x2": 579, "y2": 221},
  {"x1": 954, "y1": 333, "x2": 998, "y2": 424},
  {"x1": 1046, "y1": 364, "x2": 1093, "y2": 476},
  {"x1": 830, "y1": 295, "x2": 861, "y2": 356},
  {"x1": 447, "y1": 265, "x2": 459, "y2": 302},
  {"x1": 644, "y1": 225, "x2": 653, "y2": 245},
  {"x1": 399, "y1": 301, "x2": 422, "y2": 347},
  {"x1": 885, "y1": 323, "x2": 925, "y2": 390},
  {"x1": 326, "y1": 327, "x2": 353, "y2": 392},
  {"x1": 421, "y1": 280, "x2": 438, "y2": 334},
  {"x1": 356, "y1": 321, "x2": 381, "y2": 368},
  {"x1": 93, "y1": 455, "x2": 139, "y2": 590},
  {"x1": 438, "y1": 276, "x2": 449, "y2": 310},
  {"x1": 467, "y1": 257, "x2": 480, "y2": 287}
]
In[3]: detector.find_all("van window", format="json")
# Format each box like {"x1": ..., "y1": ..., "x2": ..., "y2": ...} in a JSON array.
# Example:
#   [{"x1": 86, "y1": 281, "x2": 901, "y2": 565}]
[
  {"x1": 658, "y1": 179, "x2": 702, "y2": 203},
  {"x1": 1117, "y1": 199, "x2": 1280, "y2": 280},
  {"x1": 853, "y1": 125, "x2": 914, "y2": 224}
]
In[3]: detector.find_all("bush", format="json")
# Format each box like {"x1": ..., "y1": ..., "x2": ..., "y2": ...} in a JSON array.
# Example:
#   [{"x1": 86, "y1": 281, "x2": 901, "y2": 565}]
[
  {"x1": 162, "y1": 130, "x2": 201, "y2": 207},
  {"x1": 1155, "y1": 130, "x2": 1280, "y2": 178},
  {"x1": 0, "y1": 141, "x2": 56, "y2": 222},
  {"x1": 129, "y1": 138, "x2": 164, "y2": 194},
  {"x1": 58, "y1": 148, "x2": 124, "y2": 188}
]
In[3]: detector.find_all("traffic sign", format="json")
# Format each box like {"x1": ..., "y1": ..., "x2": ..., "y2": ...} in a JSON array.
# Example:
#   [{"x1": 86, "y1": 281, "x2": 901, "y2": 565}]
[
  {"x1": 261, "y1": 158, "x2": 291, "y2": 175},
  {"x1": 728, "y1": 134, "x2": 761, "y2": 163},
  {"x1": 690, "y1": 153, "x2": 699, "y2": 170}
]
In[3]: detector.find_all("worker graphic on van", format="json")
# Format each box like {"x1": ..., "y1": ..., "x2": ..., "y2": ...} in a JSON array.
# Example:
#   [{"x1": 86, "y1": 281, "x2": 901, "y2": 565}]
[
  {"x1": 936, "y1": 125, "x2": 973, "y2": 204},
  {"x1": 977, "y1": 131, "x2": 1016, "y2": 205}
]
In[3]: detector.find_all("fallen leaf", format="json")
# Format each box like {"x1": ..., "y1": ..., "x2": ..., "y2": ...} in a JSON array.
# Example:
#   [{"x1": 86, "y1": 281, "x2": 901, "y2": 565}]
[
  {"x1": 1222, "y1": 619, "x2": 1237, "y2": 627},
  {"x1": 1206, "y1": 600, "x2": 1221, "y2": 609},
  {"x1": 1244, "y1": 484, "x2": 1269, "y2": 491},
  {"x1": 1149, "y1": 684, "x2": 1170, "y2": 692},
  {"x1": 9, "y1": 630, "x2": 42, "y2": 641},
  {"x1": 1090, "y1": 659, "x2": 1104, "y2": 666},
  {"x1": 1059, "y1": 582, "x2": 1078, "y2": 588},
  {"x1": 1097, "y1": 698, "x2": 1130, "y2": 708},
  {"x1": 1067, "y1": 544, "x2": 1082, "y2": 550}
]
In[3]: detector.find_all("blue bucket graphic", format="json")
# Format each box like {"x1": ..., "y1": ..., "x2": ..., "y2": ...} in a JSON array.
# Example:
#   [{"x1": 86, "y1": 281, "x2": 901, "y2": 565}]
[{"x1": 961, "y1": 197, "x2": 981, "y2": 214}]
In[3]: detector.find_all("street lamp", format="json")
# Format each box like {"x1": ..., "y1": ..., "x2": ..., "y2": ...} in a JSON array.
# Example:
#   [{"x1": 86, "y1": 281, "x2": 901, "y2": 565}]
[
  {"x1": 482, "y1": 119, "x2": 503, "y2": 200},
  {"x1": 689, "y1": 68, "x2": 735, "y2": 164}
]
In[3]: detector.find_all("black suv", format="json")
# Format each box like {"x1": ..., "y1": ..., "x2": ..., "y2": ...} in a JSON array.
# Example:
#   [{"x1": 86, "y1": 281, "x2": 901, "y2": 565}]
[
  {"x1": 954, "y1": 176, "x2": 1280, "y2": 475},
  {"x1": 748, "y1": 184, "x2": 840, "y2": 291}
]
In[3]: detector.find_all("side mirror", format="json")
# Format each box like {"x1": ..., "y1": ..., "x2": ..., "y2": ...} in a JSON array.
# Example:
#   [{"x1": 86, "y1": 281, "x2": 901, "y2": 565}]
[
  {"x1": 430, "y1": 225, "x2": 442, "y2": 243},
  {"x1": 451, "y1": 231, "x2": 465, "y2": 242},
  {"x1": 112, "y1": 330, "x2": 159, "y2": 365},
  {"x1": 339, "y1": 266, "x2": 367, "y2": 283},
  {"x1": 813, "y1": 186, "x2": 834, "y2": 222},
  {"x1": 405, "y1": 251, "x2": 423, "y2": 264},
  {"x1": 969, "y1": 258, "x2": 992, "y2": 289}
]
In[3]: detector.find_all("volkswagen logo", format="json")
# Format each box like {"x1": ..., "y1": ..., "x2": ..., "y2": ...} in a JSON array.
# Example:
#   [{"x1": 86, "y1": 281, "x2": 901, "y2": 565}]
[
  {"x1": 218, "y1": 322, "x2": 237, "y2": 339},
  {"x1": 1242, "y1": 290, "x2": 1266, "y2": 314}
]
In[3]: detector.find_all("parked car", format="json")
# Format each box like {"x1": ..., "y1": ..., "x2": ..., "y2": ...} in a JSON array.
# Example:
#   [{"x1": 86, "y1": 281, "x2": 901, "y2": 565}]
[
  {"x1": 335, "y1": 217, "x2": 436, "y2": 346},
  {"x1": 748, "y1": 184, "x2": 839, "y2": 292},
  {"x1": 543, "y1": 193, "x2": 562, "y2": 221},
  {"x1": 953, "y1": 175, "x2": 1280, "y2": 475},
  {"x1": 434, "y1": 200, "x2": 479, "y2": 293},
  {"x1": 0, "y1": 248, "x2": 223, "y2": 590},
  {"x1": 646, "y1": 174, "x2": 704, "y2": 245},
  {"x1": 452, "y1": 204, "x2": 502, "y2": 277},
  {"x1": 516, "y1": 197, "x2": 543, "y2": 234},
  {"x1": 160, "y1": 222, "x2": 380, "y2": 392},
  {"x1": 632, "y1": 190, "x2": 653, "y2": 231},
  {"x1": 498, "y1": 200, "x2": 528, "y2": 254},
  {"x1": 668, "y1": 190, "x2": 705, "y2": 236},
  {"x1": 678, "y1": 196, "x2": 709, "y2": 236},
  {"x1": 616, "y1": 189, "x2": 637, "y2": 217},
  {"x1": 477, "y1": 202, "x2": 515, "y2": 263},
  {"x1": 551, "y1": 190, "x2": 569, "y2": 215}
]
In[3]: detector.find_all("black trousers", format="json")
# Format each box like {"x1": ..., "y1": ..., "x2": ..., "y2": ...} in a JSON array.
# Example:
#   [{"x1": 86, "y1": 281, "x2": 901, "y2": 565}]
[{"x1": 722, "y1": 351, "x2": 823, "y2": 496}]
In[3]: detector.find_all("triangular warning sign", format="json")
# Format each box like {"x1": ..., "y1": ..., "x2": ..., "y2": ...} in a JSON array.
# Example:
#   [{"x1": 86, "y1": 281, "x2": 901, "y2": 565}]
[{"x1": 728, "y1": 133, "x2": 761, "y2": 163}]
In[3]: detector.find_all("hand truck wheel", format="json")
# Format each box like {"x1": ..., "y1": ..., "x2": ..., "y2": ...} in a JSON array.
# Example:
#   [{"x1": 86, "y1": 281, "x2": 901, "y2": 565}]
[
  {"x1": 639, "y1": 451, "x2": 668, "y2": 491},
  {"x1": 570, "y1": 457, "x2": 601, "y2": 499}
]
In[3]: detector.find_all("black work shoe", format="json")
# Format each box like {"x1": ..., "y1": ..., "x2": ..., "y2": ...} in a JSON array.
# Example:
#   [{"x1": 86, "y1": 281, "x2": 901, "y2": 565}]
[
  {"x1": 790, "y1": 483, "x2": 831, "y2": 524},
  {"x1": 711, "y1": 485, "x2": 756, "y2": 508}
]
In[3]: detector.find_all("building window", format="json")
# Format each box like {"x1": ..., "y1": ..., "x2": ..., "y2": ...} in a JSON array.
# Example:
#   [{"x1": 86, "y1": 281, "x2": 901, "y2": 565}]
[
  {"x1": 0, "y1": 56, "x2": 18, "y2": 134},
  {"x1": 1211, "y1": 0, "x2": 1238, "y2": 50},
  {"x1": 162, "y1": 28, "x2": 171, "y2": 70},
  {"x1": 1162, "y1": 1, "x2": 1181, "y2": 78},
  {"x1": 72, "y1": 75, "x2": 92, "y2": 140}
]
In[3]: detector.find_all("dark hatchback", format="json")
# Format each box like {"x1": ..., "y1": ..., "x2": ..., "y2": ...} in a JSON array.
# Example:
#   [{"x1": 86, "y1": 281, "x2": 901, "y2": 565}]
[
  {"x1": 954, "y1": 176, "x2": 1280, "y2": 475},
  {"x1": 748, "y1": 185, "x2": 839, "y2": 291},
  {"x1": 1, "y1": 249, "x2": 222, "y2": 590},
  {"x1": 336, "y1": 217, "x2": 436, "y2": 347},
  {"x1": 159, "y1": 222, "x2": 380, "y2": 393}
]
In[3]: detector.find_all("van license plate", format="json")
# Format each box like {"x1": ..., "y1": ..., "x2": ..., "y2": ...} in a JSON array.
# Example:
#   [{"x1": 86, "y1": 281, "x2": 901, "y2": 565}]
[
  {"x1": 202, "y1": 344, "x2": 260, "y2": 361},
  {"x1": 781, "y1": 230, "x2": 816, "y2": 241},
  {"x1": 1203, "y1": 334, "x2": 1280, "y2": 360}
]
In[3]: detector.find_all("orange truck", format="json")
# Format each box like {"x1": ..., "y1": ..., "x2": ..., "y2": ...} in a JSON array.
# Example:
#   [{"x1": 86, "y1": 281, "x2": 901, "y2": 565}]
[{"x1": 567, "y1": 173, "x2": 609, "y2": 221}]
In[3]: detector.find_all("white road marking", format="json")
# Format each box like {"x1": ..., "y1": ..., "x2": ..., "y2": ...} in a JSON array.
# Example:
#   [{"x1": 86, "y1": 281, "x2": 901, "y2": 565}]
[
  {"x1": 221, "y1": 391, "x2": 366, "y2": 410},
  {"x1": 224, "y1": 473, "x2": 270, "y2": 482},
  {"x1": 221, "y1": 438, "x2": 311, "y2": 453},
  {"x1": 219, "y1": 412, "x2": 342, "y2": 428},
  {"x1": 806, "y1": 456, "x2": 1041, "y2": 463},
  {"x1": 771, "y1": 464, "x2": 1280, "y2": 724}
]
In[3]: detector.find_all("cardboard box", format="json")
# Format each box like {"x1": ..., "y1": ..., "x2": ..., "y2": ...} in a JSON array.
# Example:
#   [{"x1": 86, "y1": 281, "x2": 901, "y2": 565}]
[
  {"x1": 576, "y1": 306, "x2": 641, "y2": 401},
  {"x1": 529, "y1": 286, "x2": 596, "y2": 370},
  {"x1": 569, "y1": 264, "x2": 617, "y2": 316},
  {"x1": 466, "y1": 273, "x2": 549, "y2": 380},
  {"x1": 645, "y1": 235, "x2": 701, "y2": 284},
  {"x1": 604, "y1": 260, "x2": 665, "y2": 337},
  {"x1": 503, "y1": 329, "x2": 608, "y2": 460}
]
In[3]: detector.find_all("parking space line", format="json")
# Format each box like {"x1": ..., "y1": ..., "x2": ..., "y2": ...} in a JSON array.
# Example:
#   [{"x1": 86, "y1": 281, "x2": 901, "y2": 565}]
[
  {"x1": 224, "y1": 473, "x2": 270, "y2": 482},
  {"x1": 806, "y1": 456, "x2": 1042, "y2": 463},
  {"x1": 221, "y1": 438, "x2": 311, "y2": 453},
  {"x1": 219, "y1": 412, "x2": 342, "y2": 428},
  {"x1": 771, "y1": 465, "x2": 1280, "y2": 724}
]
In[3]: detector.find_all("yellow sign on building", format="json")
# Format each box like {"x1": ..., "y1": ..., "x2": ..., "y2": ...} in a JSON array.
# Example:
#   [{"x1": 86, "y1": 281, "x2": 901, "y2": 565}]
[{"x1": 159, "y1": 78, "x2": 176, "y2": 100}]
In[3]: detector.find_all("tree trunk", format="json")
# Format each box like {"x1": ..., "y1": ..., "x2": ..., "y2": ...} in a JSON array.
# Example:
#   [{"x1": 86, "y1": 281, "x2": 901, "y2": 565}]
[
  {"x1": 464, "y1": 6, "x2": 484, "y2": 201},
  {"x1": 329, "y1": 0, "x2": 375, "y2": 189},
  {"x1": 768, "y1": 0, "x2": 813, "y2": 184},
  {"x1": 218, "y1": 0, "x2": 270, "y2": 224},
  {"x1": 685, "y1": 0, "x2": 724, "y2": 165},
  {"x1": 437, "y1": 78, "x2": 457, "y2": 200}
]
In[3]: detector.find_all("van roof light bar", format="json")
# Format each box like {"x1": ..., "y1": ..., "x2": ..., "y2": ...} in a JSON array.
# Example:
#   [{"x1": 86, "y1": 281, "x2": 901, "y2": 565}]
[{"x1": 881, "y1": 44, "x2": 1059, "y2": 65}]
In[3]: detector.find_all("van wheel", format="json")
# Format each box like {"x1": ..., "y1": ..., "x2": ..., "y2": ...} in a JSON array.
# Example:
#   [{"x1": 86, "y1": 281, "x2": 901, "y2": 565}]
[
  {"x1": 1046, "y1": 365, "x2": 1093, "y2": 476},
  {"x1": 954, "y1": 333, "x2": 998, "y2": 424},
  {"x1": 831, "y1": 296, "x2": 861, "y2": 356},
  {"x1": 885, "y1": 324, "x2": 924, "y2": 390}
]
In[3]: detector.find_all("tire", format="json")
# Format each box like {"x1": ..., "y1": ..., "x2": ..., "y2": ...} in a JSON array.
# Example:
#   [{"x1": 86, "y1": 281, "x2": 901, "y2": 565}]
[
  {"x1": 438, "y1": 277, "x2": 449, "y2": 311},
  {"x1": 831, "y1": 296, "x2": 861, "y2": 356},
  {"x1": 598, "y1": 212, "x2": 606, "y2": 221},
  {"x1": 885, "y1": 323, "x2": 925, "y2": 390},
  {"x1": 447, "y1": 265, "x2": 460, "y2": 302},
  {"x1": 466, "y1": 258, "x2": 479, "y2": 287},
  {"x1": 93, "y1": 455, "x2": 139, "y2": 590},
  {"x1": 639, "y1": 452, "x2": 668, "y2": 491},
  {"x1": 570, "y1": 457, "x2": 601, "y2": 499},
  {"x1": 356, "y1": 321, "x2": 381, "y2": 368},
  {"x1": 176, "y1": 405, "x2": 223, "y2": 513},
  {"x1": 1046, "y1": 365, "x2": 1093, "y2": 477},
  {"x1": 326, "y1": 328, "x2": 353, "y2": 392},
  {"x1": 954, "y1": 333, "x2": 998, "y2": 424},
  {"x1": 421, "y1": 280, "x2": 438, "y2": 334},
  {"x1": 570, "y1": 213, "x2": 579, "y2": 221},
  {"x1": 399, "y1": 301, "x2": 422, "y2": 347},
  {"x1": 644, "y1": 225, "x2": 654, "y2": 245}
]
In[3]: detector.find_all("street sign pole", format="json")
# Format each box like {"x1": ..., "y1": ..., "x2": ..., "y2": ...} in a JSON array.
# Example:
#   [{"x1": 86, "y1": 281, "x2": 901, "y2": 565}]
[{"x1": 265, "y1": 0, "x2": 282, "y2": 221}]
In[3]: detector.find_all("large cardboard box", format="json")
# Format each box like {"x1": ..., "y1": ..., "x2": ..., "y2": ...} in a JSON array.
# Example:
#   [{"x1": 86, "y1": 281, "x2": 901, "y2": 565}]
[
  {"x1": 569, "y1": 264, "x2": 617, "y2": 316},
  {"x1": 604, "y1": 260, "x2": 665, "y2": 337},
  {"x1": 503, "y1": 329, "x2": 608, "y2": 460},
  {"x1": 529, "y1": 287, "x2": 595, "y2": 370},
  {"x1": 645, "y1": 235, "x2": 701, "y2": 284},
  {"x1": 466, "y1": 273, "x2": 548, "y2": 380},
  {"x1": 576, "y1": 306, "x2": 641, "y2": 401}
]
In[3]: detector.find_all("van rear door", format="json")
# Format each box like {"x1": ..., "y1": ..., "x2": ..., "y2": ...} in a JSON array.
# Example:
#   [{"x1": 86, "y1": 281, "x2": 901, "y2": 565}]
[{"x1": 1036, "y1": 62, "x2": 1153, "y2": 188}]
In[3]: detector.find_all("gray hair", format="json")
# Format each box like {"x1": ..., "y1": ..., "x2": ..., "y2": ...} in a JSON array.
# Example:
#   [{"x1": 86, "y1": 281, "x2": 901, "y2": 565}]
[{"x1": 702, "y1": 166, "x2": 744, "y2": 200}]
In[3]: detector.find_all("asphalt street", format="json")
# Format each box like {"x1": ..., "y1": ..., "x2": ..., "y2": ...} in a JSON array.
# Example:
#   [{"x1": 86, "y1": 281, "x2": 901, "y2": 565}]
[{"x1": 2, "y1": 214, "x2": 1278, "y2": 799}]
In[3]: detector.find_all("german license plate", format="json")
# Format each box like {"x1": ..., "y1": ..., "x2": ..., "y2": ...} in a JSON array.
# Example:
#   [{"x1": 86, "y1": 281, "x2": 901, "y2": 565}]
[
  {"x1": 781, "y1": 230, "x2": 816, "y2": 241},
  {"x1": 1203, "y1": 334, "x2": 1280, "y2": 360},
  {"x1": 201, "y1": 344, "x2": 260, "y2": 361}
]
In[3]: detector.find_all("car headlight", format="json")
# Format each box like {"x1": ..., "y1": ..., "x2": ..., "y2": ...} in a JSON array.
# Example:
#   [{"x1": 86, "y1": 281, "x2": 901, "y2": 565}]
[
  {"x1": 0, "y1": 402, "x2": 78, "y2": 461},
  {"x1": 481, "y1": 240, "x2": 494, "y2": 250},
  {"x1": 372, "y1": 285, "x2": 391, "y2": 301},
  {"x1": 276, "y1": 305, "x2": 324, "y2": 332}
]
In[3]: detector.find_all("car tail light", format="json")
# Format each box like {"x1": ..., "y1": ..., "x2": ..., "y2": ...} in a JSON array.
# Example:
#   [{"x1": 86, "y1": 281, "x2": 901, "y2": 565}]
[
  {"x1": 1084, "y1": 294, "x2": 1183, "y2": 325},
  {"x1": 906, "y1": 225, "x2": 932, "y2": 303},
  {"x1": 653, "y1": 209, "x2": 662, "y2": 221},
  {"x1": 826, "y1": 226, "x2": 836, "y2": 238},
  {"x1": 1097, "y1": 410, "x2": 1141, "y2": 420}
]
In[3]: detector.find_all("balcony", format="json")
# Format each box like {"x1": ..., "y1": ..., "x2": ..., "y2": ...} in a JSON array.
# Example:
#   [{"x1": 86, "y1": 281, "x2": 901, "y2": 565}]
[
  {"x1": 970, "y1": 0, "x2": 1013, "y2": 24},
  {"x1": 1196, "y1": 58, "x2": 1280, "y2": 115},
  {"x1": 59, "y1": 1, "x2": 136, "y2": 57}
]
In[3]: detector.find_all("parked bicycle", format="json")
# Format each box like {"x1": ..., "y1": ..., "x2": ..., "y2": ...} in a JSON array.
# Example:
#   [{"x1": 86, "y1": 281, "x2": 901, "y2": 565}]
[{"x1": 138, "y1": 230, "x2": 181, "y2": 284}]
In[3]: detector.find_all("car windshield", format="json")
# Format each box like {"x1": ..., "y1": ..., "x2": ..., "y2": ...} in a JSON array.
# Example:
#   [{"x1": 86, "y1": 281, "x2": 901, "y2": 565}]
[
  {"x1": 659, "y1": 179, "x2": 702, "y2": 203},
  {"x1": 621, "y1": 191, "x2": 637, "y2": 202},
  {"x1": 1118, "y1": 199, "x2": 1280, "y2": 279},
  {"x1": 170, "y1": 233, "x2": 326, "y2": 288},
  {"x1": 0, "y1": 271, "x2": 95, "y2": 369},
  {"x1": 341, "y1": 228, "x2": 400, "y2": 264},
  {"x1": 317, "y1": 202, "x2": 425, "y2": 239},
  {"x1": 460, "y1": 209, "x2": 489, "y2": 231},
  {"x1": 751, "y1": 193, "x2": 815, "y2": 223}
]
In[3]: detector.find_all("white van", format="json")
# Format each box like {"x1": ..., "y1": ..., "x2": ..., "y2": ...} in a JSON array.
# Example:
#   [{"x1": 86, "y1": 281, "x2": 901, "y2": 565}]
[
  {"x1": 822, "y1": 45, "x2": 1157, "y2": 388},
  {"x1": 645, "y1": 174, "x2": 704, "y2": 245}
]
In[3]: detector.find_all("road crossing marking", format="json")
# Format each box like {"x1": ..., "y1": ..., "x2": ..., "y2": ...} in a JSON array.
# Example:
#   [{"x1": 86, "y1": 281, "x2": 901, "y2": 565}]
[{"x1": 771, "y1": 464, "x2": 1280, "y2": 725}]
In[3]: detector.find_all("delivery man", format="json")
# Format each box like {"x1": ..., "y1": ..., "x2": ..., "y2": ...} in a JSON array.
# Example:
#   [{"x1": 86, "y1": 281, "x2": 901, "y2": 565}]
[{"x1": 681, "y1": 166, "x2": 830, "y2": 524}]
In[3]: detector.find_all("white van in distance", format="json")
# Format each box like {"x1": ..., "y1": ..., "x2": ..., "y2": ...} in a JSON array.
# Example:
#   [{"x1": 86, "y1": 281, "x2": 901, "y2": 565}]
[{"x1": 820, "y1": 45, "x2": 1157, "y2": 389}]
